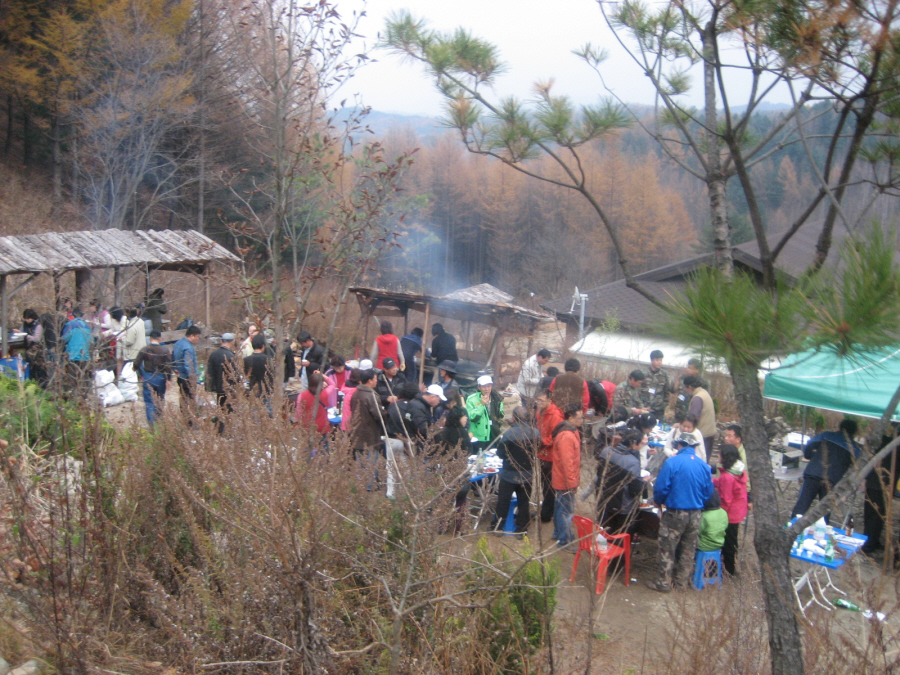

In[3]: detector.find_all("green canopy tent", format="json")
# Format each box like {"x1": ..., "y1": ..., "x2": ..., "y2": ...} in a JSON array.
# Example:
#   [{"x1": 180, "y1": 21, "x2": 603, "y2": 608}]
[{"x1": 763, "y1": 346, "x2": 900, "y2": 421}]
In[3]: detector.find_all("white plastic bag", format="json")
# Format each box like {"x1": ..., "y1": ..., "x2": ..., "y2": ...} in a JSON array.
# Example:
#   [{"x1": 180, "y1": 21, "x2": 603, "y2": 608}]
[
  {"x1": 102, "y1": 388, "x2": 126, "y2": 407},
  {"x1": 94, "y1": 369, "x2": 115, "y2": 388},
  {"x1": 117, "y1": 362, "x2": 139, "y2": 402}
]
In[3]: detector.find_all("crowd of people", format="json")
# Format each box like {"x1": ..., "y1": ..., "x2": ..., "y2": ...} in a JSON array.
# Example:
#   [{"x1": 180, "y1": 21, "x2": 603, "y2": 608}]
[{"x1": 14, "y1": 303, "x2": 896, "y2": 576}]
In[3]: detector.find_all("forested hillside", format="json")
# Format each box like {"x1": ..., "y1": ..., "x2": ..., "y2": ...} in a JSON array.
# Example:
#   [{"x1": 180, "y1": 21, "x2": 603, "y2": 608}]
[{"x1": 2, "y1": 0, "x2": 898, "y2": 301}]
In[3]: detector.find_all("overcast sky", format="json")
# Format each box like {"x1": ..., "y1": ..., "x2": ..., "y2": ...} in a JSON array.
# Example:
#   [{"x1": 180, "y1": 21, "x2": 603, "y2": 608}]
[{"x1": 342, "y1": 0, "x2": 667, "y2": 117}]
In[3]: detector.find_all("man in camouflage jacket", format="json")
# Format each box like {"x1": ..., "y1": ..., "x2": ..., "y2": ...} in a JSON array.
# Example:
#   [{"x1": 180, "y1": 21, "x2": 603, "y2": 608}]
[
  {"x1": 613, "y1": 370, "x2": 648, "y2": 416},
  {"x1": 641, "y1": 349, "x2": 674, "y2": 420}
]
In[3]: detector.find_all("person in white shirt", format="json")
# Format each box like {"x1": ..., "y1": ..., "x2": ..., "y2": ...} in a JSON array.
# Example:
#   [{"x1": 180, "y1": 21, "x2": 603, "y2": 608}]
[
  {"x1": 240, "y1": 324, "x2": 260, "y2": 359},
  {"x1": 516, "y1": 348, "x2": 551, "y2": 410},
  {"x1": 122, "y1": 306, "x2": 147, "y2": 363},
  {"x1": 662, "y1": 413, "x2": 706, "y2": 462}
]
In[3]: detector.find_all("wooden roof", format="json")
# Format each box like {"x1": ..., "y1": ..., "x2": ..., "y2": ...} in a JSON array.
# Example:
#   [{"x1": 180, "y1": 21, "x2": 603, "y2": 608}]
[
  {"x1": 0, "y1": 229, "x2": 240, "y2": 275},
  {"x1": 350, "y1": 284, "x2": 552, "y2": 333}
]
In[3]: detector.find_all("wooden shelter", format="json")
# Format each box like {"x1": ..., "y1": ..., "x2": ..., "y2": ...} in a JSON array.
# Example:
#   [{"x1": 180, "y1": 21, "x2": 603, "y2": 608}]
[
  {"x1": 350, "y1": 283, "x2": 553, "y2": 384},
  {"x1": 0, "y1": 229, "x2": 240, "y2": 357}
]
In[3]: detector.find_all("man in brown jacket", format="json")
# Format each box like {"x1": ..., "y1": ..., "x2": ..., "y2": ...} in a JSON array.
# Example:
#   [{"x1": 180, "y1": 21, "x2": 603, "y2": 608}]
[
  {"x1": 550, "y1": 358, "x2": 589, "y2": 413},
  {"x1": 351, "y1": 369, "x2": 386, "y2": 488}
]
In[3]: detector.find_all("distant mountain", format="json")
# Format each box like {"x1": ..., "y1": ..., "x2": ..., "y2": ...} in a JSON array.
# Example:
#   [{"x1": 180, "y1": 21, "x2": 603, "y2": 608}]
[
  {"x1": 345, "y1": 100, "x2": 794, "y2": 142},
  {"x1": 363, "y1": 110, "x2": 445, "y2": 138}
]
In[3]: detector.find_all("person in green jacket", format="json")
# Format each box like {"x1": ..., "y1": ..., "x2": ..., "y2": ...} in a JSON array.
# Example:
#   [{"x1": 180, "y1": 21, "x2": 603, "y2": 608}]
[
  {"x1": 466, "y1": 374, "x2": 505, "y2": 452},
  {"x1": 697, "y1": 488, "x2": 728, "y2": 552}
]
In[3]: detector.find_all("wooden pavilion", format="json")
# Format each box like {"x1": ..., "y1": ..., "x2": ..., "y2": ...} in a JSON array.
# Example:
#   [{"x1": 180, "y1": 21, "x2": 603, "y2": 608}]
[
  {"x1": 0, "y1": 229, "x2": 240, "y2": 357},
  {"x1": 350, "y1": 283, "x2": 553, "y2": 384}
]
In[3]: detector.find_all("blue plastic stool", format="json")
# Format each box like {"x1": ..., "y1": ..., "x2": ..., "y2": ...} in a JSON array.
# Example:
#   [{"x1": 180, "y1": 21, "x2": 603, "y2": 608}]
[
  {"x1": 503, "y1": 497, "x2": 519, "y2": 533},
  {"x1": 692, "y1": 549, "x2": 723, "y2": 590}
]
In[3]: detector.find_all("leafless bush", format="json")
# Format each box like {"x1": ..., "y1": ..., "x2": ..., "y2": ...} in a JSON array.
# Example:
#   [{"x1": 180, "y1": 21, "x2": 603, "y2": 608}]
[{"x1": 0, "y1": 390, "x2": 561, "y2": 674}]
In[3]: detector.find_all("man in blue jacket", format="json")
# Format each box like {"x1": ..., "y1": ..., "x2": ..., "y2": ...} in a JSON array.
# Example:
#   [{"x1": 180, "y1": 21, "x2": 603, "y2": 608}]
[
  {"x1": 792, "y1": 419, "x2": 861, "y2": 519},
  {"x1": 172, "y1": 325, "x2": 201, "y2": 413},
  {"x1": 61, "y1": 308, "x2": 92, "y2": 391},
  {"x1": 648, "y1": 434, "x2": 713, "y2": 592}
]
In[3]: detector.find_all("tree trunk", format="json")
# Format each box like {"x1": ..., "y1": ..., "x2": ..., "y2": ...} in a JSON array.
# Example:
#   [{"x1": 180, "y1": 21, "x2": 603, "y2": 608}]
[
  {"x1": 52, "y1": 116, "x2": 62, "y2": 202},
  {"x1": 702, "y1": 19, "x2": 733, "y2": 280},
  {"x1": 5, "y1": 94, "x2": 12, "y2": 155},
  {"x1": 730, "y1": 360, "x2": 805, "y2": 675},
  {"x1": 22, "y1": 107, "x2": 31, "y2": 166}
]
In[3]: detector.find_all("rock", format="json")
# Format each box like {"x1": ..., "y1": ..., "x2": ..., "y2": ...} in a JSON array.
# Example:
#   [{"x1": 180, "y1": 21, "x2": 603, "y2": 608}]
[
  {"x1": 9, "y1": 660, "x2": 46, "y2": 675},
  {"x1": 0, "y1": 657, "x2": 10, "y2": 675}
]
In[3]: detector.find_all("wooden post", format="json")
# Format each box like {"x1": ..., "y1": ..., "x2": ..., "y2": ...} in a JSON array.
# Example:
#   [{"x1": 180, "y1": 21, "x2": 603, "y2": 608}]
[
  {"x1": 144, "y1": 263, "x2": 151, "y2": 300},
  {"x1": 113, "y1": 267, "x2": 121, "y2": 306},
  {"x1": 362, "y1": 307, "x2": 372, "y2": 356},
  {"x1": 0, "y1": 274, "x2": 8, "y2": 358},
  {"x1": 485, "y1": 328, "x2": 502, "y2": 375},
  {"x1": 204, "y1": 266, "x2": 211, "y2": 329},
  {"x1": 74, "y1": 268, "x2": 91, "y2": 304},
  {"x1": 419, "y1": 302, "x2": 430, "y2": 387}
]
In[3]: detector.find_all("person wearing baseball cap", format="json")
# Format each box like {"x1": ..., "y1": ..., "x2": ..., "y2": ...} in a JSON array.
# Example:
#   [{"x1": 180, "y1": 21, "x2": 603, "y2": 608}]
[
  {"x1": 466, "y1": 374, "x2": 505, "y2": 452},
  {"x1": 400, "y1": 383, "x2": 445, "y2": 451}
]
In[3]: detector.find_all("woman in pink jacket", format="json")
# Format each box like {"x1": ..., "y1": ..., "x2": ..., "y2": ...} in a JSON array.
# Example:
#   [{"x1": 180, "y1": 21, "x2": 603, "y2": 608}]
[{"x1": 713, "y1": 444, "x2": 749, "y2": 576}]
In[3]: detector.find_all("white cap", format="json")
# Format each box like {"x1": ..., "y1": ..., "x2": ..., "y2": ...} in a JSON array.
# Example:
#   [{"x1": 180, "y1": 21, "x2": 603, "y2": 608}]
[
  {"x1": 360, "y1": 359, "x2": 373, "y2": 370},
  {"x1": 425, "y1": 384, "x2": 447, "y2": 401},
  {"x1": 477, "y1": 374, "x2": 493, "y2": 386}
]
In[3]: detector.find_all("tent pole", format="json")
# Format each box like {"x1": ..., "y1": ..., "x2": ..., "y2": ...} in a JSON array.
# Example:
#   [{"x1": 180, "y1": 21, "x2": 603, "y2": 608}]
[
  {"x1": 801, "y1": 406, "x2": 808, "y2": 443},
  {"x1": 419, "y1": 302, "x2": 430, "y2": 387},
  {"x1": 1, "y1": 275, "x2": 7, "y2": 358}
]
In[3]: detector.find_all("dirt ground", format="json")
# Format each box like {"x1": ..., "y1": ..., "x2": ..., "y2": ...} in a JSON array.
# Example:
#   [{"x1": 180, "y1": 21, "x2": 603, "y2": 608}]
[{"x1": 102, "y1": 389, "x2": 899, "y2": 673}]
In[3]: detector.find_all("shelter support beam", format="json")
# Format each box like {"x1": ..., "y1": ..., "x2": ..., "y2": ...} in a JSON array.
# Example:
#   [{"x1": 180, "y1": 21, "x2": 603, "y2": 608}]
[
  {"x1": 204, "y1": 266, "x2": 210, "y2": 329},
  {"x1": 75, "y1": 269, "x2": 91, "y2": 304},
  {"x1": 485, "y1": 328, "x2": 502, "y2": 375},
  {"x1": 9, "y1": 272, "x2": 39, "y2": 300},
  {"x1": 113, "y1": 267, "x2": 121, "y2": 306},
  {"x1": 419, "y1": 302, "x2": 430, "y2": 387},
  {"x1": 1, "y1": 274, "x2": 7, "y2": 358}
]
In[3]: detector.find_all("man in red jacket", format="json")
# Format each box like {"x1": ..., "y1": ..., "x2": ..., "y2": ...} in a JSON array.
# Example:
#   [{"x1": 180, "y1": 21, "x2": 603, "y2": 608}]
[
  {"x1": 552, "y1": 404, "x2": 584, "y2": 549},
  {"x1": 536, "y1": 389, "x2": 564, "y2": 523}
]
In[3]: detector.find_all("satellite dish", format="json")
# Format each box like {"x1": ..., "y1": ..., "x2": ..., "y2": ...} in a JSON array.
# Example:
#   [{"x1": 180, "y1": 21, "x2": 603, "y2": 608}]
[{"x1": 569, "y1": 286, "x2": 580, "y2": 313}]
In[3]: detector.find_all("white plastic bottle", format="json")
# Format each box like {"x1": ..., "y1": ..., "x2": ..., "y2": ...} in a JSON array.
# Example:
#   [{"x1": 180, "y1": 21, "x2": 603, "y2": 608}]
[{"x1": 596, "y1": 533, "x2": 608, "y2": 551}]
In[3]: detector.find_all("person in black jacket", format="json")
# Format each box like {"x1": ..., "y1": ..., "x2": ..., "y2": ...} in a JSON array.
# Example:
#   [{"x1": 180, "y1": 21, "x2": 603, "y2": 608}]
[
  {"x1": 207, "y1": 333, "x2": 239, "y2": 433},
  {"x1": 595, "y1": 428, "x2": 647, "y2": 534},
  {"x1": 243, "y1": 333, "x2": 274, "y2": 402},
  {"x1": 384, "y1": 383, "x2": 421, "y2": 499},
  {"x1": 430, "y1": 323, "x2": 458, "y2": 366},
  {"x1": 296, "y1": 331, "x2": 325, "y2": 390},
  {"x1": 404, "y1": 384, "x2": 445, "y2": 449},
  {"x1": 376, "y1": 358, "x2": 407, "y2": 408},
  {"x1": 491, "y1": 406, "x2": 541, "y2": 536},
  {"x1": 435, "y1": 405, "x2": 474, "y2": 535}
]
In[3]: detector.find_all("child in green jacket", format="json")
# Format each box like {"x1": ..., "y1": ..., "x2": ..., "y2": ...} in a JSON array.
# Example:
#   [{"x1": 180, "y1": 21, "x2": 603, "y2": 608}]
[{"x1": 698, "y1": 488, "x2": 728, "y2": 552}]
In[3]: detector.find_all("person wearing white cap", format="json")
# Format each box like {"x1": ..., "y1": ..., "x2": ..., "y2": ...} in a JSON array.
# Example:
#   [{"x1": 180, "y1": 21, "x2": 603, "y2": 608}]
[
  {"x1": 466, "y1": 374, "x2": 505, "y2": 452},
  {"x1": 400, "y1": 384, "x2": 445, "y2": 449}
]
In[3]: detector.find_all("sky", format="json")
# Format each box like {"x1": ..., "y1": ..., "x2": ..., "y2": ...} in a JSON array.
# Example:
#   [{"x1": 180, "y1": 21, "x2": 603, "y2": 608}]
[{"x1": 340, "y1": 0, "x2": 665, "y2": 117}]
